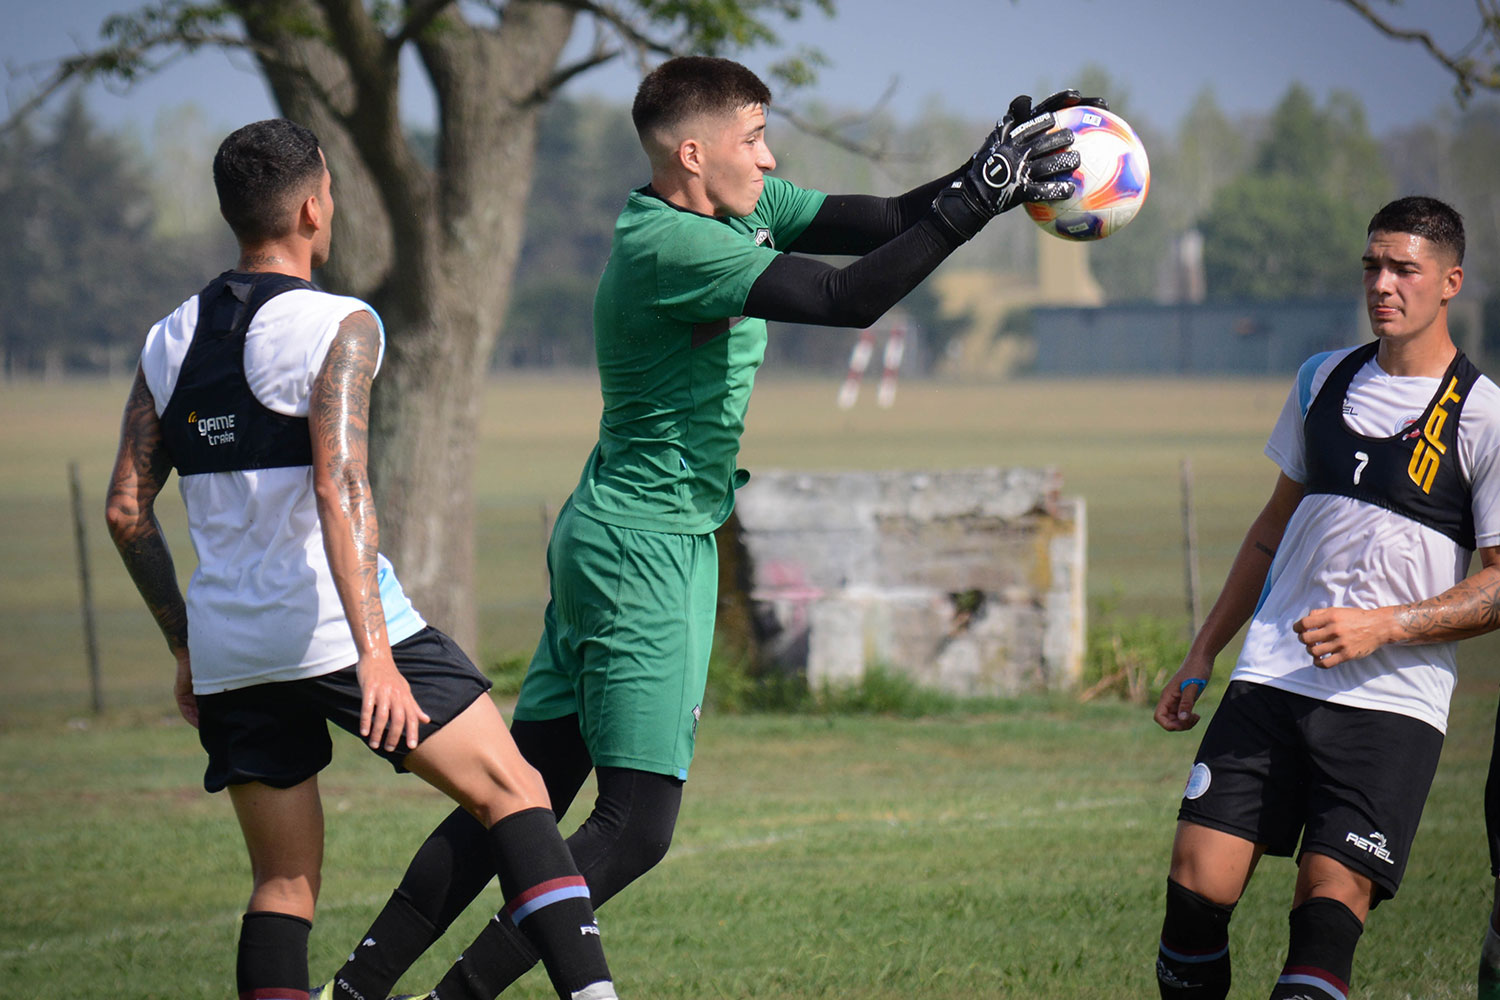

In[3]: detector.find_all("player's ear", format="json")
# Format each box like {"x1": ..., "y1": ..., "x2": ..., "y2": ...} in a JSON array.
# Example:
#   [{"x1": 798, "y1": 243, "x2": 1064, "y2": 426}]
[
  {"x1": 300, "y1": 190, "x2": 326, "y2": 235},
  {"x1": 677, "y1": 137, "x2": 704, "y2": 176},
  {"x1": 1443, "y1": 263, "x2": 1464, "y2": 303}
]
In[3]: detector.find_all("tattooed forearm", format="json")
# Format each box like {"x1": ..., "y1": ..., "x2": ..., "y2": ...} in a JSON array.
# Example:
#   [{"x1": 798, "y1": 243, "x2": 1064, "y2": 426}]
[
  {"x1": 1394, "y1": 566, "x2": 1500, "y2": 643},
  {"x1": 106, "y1": 368, "x2": 188, "y2": 654},
  {"x1": 116, "y1": 519, "x2": 190, "y2": 652},
  {"x1": 310, "y1": 310, "x2": 387, "y2": 650}
]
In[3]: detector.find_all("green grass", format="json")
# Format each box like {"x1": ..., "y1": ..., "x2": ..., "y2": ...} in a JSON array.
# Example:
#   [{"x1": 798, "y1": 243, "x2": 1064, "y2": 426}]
[
  {"x1": 5, "y1": 374, "x2": 1498, "y2": 997},
  {"x1": 3, "y1": 687, "x2": 1496, "y2": 998}
]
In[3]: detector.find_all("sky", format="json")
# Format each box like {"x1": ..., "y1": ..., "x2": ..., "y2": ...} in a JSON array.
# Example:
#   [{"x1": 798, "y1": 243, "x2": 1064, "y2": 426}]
[{"x1": 2, "y1": 0, "x2": 1486, "y2": 145}]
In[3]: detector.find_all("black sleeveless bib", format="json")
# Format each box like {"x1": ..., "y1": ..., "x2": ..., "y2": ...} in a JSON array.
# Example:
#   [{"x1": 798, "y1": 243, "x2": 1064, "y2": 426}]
[
  {"x1": 159, "y1": 272, "x2": 320, "y2": 477},
  {"x1": 1302, "y1": 341, "x2": 1480, "y2": 549}
]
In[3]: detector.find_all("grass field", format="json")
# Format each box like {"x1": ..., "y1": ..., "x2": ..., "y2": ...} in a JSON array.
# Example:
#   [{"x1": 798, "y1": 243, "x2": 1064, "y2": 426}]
[{"x1": 4, "y1": 373, "x2": 1499, "y2": 998}]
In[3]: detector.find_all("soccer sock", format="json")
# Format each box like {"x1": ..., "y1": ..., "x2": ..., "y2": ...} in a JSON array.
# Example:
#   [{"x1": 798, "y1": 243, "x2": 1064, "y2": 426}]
[
  {"x1": 1156, "y1": 878, "x2": 1233, "y2": 999},
  {"x1": 1269, "y1": 896, "x2": 1363, "y2": 1000},
  {"x1": 331, "y1": 807, "x2": 493, "y2": 999},
  {"x1": 331, "y1": 889, "x2": 439, "y2": 1000},
  {"x1": 237, "y1": 911, "x2": 313, "y2": 1000},
  {"x1": 433, "y1": 915, "x2": 541, "y2": 1000},
  {"x1": 487, "y1": 807, "x2": 614, "y2": 1000}
]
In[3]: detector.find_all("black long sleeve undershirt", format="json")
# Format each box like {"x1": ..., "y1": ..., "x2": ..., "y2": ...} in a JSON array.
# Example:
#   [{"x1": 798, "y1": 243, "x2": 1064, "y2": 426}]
[
  {"x1": 742, "y1": 164, "x2": 968, "y2": 328},
  {"x1": 783, "y1": 165, "x2": 963, "y2": 256}
]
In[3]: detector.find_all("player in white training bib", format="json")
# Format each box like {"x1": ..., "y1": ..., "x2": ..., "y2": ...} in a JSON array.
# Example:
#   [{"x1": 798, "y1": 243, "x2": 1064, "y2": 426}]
[
  {"x1": 1151, "y1": 197, "x2": 1500, "y2": 1000},
  {"x1": 107, "y1": 119, "x2": 619, "y2": 1000}
]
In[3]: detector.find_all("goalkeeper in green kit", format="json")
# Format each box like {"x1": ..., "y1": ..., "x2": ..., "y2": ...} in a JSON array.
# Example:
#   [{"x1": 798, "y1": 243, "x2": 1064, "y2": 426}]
[{"x1": 318, "y1": 55, "x2": 1104, "y2": 1000}]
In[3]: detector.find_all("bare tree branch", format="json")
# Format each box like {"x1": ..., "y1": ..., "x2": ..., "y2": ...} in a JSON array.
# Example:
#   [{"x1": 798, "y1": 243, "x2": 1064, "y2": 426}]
[
  {"x1": 545, "y1": 47, "x2": 623, "y2": 95},
  {"x1": 552, "y1": 0, "x2": 681, "y2": 64},
  {"x1": 543, "y1": 0, "x2": 896, "y2": 161},
  {"x1": 2, "y1": 24, "x2": 262, "y2": 134},
  {"x1": 769, "y1": 77, "x2": 910, "y2": 163},
  {"x1": 1332, "y1": 0, "x2": 1500, "y2": 102}
]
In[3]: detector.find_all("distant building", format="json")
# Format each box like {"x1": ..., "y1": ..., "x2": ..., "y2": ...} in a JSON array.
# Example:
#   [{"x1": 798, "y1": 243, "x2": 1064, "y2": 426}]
[{"x1": 1030, "y1": 299, "x2": 1366, "y2": 376}]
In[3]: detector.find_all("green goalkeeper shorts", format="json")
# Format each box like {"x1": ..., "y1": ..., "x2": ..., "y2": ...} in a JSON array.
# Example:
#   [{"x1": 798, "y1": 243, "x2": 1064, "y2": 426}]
[{"x1": 513, "y1": 497, "x2": 717, "y2": 779}]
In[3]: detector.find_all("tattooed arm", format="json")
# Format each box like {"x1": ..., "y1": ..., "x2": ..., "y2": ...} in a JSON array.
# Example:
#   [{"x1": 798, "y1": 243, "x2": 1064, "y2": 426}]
[
  {"x1": 105, "y1": 367, "x2": 197, "y2": 726},
  {"x1": 310, "y1": 309, "x2": 430, "y2": 751},
  {"x1": 1294, "y1": 545, "x2": 1500, "y2": 667},
  {"x1": 1156, "y1": 472, "x2": 1305, "y2": 731}
]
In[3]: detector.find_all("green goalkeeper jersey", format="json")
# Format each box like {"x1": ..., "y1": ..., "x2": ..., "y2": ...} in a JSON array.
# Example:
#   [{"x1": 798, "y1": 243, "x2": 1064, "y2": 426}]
[{"x1": 570, "y1": 175, "x2": 826, "y2": 534}]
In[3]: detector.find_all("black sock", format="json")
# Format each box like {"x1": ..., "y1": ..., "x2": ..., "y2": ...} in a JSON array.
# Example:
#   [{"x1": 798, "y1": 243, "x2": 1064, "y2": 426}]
[
  {"x1": 331, "y1": 890, "x2": 439, "y2": 999},
  {"x1": 487, "y1": 807, "x2": 613, "y2": 1000},
  {"x1": 1157, "y1": 878, "x2": 1234, "y2": 999},
  {"x1": 237, "y1": 911, "x2": 312, "y2": 1000},
  {"x1": 433, "y1": 916, "x2": 541, "y2": 1000},
  {"x1": 1269, "y1": 897, "x2": 1363, "y2": 999},
  {"x1": 332, "y1": 806, "x2": 493, "y2": 998}
]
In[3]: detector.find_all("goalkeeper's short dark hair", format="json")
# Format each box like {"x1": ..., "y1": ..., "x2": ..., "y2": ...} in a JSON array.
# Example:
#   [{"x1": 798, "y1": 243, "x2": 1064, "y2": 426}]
[
  {"x1": 214, "y1": 119, "x2": 325, "y2": 244},
  {"x1": 1368, "y1": 196, "x2": 1465, "y2": 265},
  {"x1": 632, "y1": 56, "x2": 773, "y2": 140}
]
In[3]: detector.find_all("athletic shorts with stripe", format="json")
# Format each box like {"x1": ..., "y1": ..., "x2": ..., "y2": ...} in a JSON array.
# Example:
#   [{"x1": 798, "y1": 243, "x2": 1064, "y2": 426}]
[
  {"x1": 1177, "y1": 680, "x2": 1443, "y2": 902},
  {"x1": 513, "y1": 497, "x2": 717, "y2": 780},
  {"x1": 195, "y1": 626, "x2": 492, "y2": 792}
]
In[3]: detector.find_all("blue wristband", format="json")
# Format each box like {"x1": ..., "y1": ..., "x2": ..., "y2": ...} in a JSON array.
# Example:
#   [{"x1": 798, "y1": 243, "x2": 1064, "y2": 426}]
[{"x1": 1179, "y1": 678, "x2": 1207, "y2": 694}]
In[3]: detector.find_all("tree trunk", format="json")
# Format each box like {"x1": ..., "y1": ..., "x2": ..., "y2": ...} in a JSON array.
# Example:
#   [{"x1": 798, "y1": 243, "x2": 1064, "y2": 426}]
[
  {"x1": 368, "y1": 308, "x2": 486, "y2": 645},
  {"x1": 370, "y1": 2, "x2": 576, "y2": 648}
]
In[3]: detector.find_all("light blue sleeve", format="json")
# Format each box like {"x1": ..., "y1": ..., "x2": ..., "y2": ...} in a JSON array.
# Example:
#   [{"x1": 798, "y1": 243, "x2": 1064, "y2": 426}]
[
  {"x1": 1296, "y1": 350, "x2": 1340, "y2": 416},
  {"x1": 377, "y1": 554, "x2": 428, "y2": 644}
]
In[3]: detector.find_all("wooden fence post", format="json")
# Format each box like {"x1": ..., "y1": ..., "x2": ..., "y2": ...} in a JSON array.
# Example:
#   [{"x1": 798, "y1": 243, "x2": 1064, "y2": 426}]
[
  {"x1": 69, "y1": 460, "x2": 104, "y2": 714},
  {"x1": 1180, "y1": 458, "x2": 1202, "y2": 638}
]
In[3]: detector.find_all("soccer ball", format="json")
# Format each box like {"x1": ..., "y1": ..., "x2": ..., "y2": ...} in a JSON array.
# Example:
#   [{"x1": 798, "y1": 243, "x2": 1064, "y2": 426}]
[{"x1": 1025, "y1": 105, "x2": 1150, "y2": 241}]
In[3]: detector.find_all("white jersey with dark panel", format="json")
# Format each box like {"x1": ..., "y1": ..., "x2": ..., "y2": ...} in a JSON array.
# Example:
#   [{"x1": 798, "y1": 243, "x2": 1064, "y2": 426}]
[
  {"x1": 1233, "y1": 343, "x2": 1500, "y2": 733},
  {"x1": 139, "y1": 272, "x2": 425, "y2": 695}
]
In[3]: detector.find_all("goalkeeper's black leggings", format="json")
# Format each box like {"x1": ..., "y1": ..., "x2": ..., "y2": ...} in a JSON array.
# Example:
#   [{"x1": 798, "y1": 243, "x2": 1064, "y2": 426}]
[{"x1": 394, "y1": 714, "x2": 683, "y2": 933}]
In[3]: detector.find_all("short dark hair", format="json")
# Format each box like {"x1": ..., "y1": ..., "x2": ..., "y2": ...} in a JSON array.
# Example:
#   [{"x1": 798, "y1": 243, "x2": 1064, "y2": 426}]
[
  {"x1": 213, "y1": 119, "x2": 324, "y2": 243},
  {"x1": 631, "y1": 56, "x2": 773, "y2": 140},
  {"x1": 1368, "y1": 196, "x2": 1465, "y2": 265}
]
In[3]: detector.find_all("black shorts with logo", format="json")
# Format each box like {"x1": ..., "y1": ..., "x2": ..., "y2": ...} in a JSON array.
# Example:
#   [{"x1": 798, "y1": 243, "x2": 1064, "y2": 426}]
[
  {"x1": 196, "y1": 626, "x2": 492, "y2": 793},
  {"x1": 1177, "y1": 680, "x2": 1444, "y2": 901}
]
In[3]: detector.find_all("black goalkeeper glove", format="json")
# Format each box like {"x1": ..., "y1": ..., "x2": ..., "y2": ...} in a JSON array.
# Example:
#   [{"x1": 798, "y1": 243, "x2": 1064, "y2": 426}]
[
  {"x1": 933, "y1": 90, "x2": 1100, "y2": 242},
  {"x1": 974, "y1": 89, "x2": 1108, "y2": 155},
  {"x1": 964, "y1": 89, "x2": 1108, "y2": 170}
]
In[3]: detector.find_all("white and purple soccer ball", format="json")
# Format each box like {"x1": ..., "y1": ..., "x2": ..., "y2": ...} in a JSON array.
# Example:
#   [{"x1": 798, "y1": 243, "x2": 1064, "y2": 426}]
[{"x1": 1025, "y1": 105, "x2": 1151, "y2": 242}]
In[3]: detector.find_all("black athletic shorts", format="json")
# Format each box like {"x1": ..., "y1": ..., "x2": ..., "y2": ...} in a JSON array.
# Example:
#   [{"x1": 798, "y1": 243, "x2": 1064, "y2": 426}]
[
  {"x1": 1176, "y1": 680, "x2": 1444, "y2": 901},
  {"x1": 196, "y1": 626, "x2": 492, "y2": 793}
]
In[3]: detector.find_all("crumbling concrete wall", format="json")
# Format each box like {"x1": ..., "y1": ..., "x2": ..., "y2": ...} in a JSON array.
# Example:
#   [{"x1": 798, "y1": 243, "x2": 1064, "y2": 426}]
[{"x1": 719, "y1": 468, "x2": 1086, "y2": 696}]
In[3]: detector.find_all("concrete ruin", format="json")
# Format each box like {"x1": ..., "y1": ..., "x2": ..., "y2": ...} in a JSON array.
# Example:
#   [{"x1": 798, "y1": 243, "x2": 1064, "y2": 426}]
[{"x1": 717, "y1": 467, "x2": 1086, "y2": 696}]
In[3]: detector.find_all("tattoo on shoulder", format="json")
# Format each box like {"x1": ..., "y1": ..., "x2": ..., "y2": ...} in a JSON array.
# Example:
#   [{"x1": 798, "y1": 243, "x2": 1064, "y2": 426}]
[
  {"x1": 312, "y1": 310, "x2": 379, "y2": 428},
  {"x1": 331, "y1": 309, "x2": 380, "y2": 376},
  {"x1": 1253, "y1": 541, "x2": 1276, "y2": 558}
]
